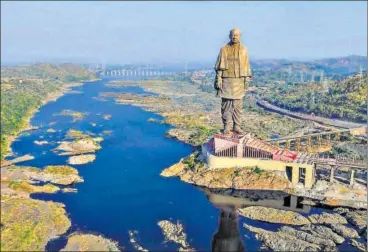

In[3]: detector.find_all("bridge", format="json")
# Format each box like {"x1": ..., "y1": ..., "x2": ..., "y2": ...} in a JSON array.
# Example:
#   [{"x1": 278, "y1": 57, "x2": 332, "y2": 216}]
[
  {"x1": 266, "y1": 127, "x2": 366, "y2": 153},
  {"x1": 100, "y1": 69, "x2": 175, "y2": 77}
]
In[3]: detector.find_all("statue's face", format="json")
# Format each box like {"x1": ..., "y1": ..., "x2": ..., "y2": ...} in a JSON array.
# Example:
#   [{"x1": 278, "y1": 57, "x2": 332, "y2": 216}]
[{"x1": 229, "y1": 30, "x2": 241, "y2": 44}]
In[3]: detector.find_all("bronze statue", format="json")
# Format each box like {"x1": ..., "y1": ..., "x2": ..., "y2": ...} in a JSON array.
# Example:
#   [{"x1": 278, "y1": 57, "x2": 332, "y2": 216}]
[{"x1": 214, "y1": 28, "x2": 252, "y2": 135}]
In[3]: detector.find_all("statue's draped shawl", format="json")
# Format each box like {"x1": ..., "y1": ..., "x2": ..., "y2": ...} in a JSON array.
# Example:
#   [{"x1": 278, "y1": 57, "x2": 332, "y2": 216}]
[{"x1": 214, "y1": 43, "x2": 251, "y2": 77}]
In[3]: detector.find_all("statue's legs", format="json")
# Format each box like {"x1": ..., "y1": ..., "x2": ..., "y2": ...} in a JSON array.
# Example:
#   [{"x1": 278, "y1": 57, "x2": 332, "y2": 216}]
[
  {"x1": 221, "y1": 98, "x2": 234, "y2": 134},
  {"x1": 232, "y1": 99, "x2": 243, "y2": 133},
  {"x1": 221, "y1": 98, "x2": 244, "y2": 134}
]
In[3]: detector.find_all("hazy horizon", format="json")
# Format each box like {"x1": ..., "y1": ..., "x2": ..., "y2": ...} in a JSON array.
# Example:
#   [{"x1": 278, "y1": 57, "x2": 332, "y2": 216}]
[{"x1": 1, "y1": 1, "x2": 367, "y2": 65}]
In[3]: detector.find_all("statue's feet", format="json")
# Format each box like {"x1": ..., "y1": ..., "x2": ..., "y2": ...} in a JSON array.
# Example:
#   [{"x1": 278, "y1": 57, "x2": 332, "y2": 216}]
[
  {"x1": 223, "y1": 127, "x2": 232, "y2": 135},
  {"x1": 233, "y1": 126, "x2": 244, "y2": 135}
]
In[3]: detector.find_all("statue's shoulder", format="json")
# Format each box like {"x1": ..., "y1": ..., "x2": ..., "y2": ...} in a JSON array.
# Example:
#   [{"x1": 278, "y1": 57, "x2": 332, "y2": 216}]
[
  {"x1": 240, "y1": 43, "x2": 248, "y2": 51},
  {"x1": 221, "y1": 43, "x2": 231, "y2": 50}
]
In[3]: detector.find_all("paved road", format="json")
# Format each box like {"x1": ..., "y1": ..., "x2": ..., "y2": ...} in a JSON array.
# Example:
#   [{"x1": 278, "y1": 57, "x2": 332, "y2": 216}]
[{"x1": 256, "y1": 99, "x2": 365, "y2": 129}]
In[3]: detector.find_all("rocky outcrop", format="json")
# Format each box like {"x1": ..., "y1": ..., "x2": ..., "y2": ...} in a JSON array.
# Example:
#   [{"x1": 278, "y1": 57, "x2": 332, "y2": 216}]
[
  {"x1": 61, "y1": 234, "x2": 120, "y2": 251},
  {"x1": 67, "y1": 154, "x2": 96, "y2": 165},
  {"x1": 300, "y1": 225, "x2": 345, "y2": 244},
  {"x1": 160, "y1": 160, "x2": 186, "y2": 177},
  {"x1": 55, "y1": 138, "x2": 101, "y2": 156},
  {"x1": 243, "y1": 224, "x2": 320, "y2": 251},
  {"x1": 157, "y1": 220, "x2": 193, "y2": 251},
  {"x1": 238, "y1": 206, "x2": 310, "y2": 225},
  {"x1": 1, "y1": 197, "x2": 71, "y2": 251},
  {"x1": 2, "y1": 154, "x2": 35, "y2": 167},
  {"x1": 350, "y1": 239, "x2": 367, "y2": 251},
  {"x1": 34, "y1": 140, "x2": 49, "y2": 145},
  {"x1": 162, "y1": 153, "x2": 290, "y2": 191},
  {"x1": 333, "y1": 207, "x2": 350, "y2": 215},
  {"x1": 279, "y1": 226, "x2": 335, "y2": 248},
  {"x1": 308, "y1": 212, "x2": 348, "y2": 224},
  {"x1": 1, "y1": 165, "x2": 84, "y2": 187},
  {"x1": 62, "y1": 188, "x2": 78, "y2": 193},
  {"x1": 43, "y1": 165, "x2": 84, "y2": 185},
  {"x1": 128, "y1": 230, "x2": 148, "y2": 252},
  {"x1": 345, "y1": 210, "x2": 367, "y2": 233},
  {"x1": 326, "y1": 223, "x2": 359, "y2": 239}
]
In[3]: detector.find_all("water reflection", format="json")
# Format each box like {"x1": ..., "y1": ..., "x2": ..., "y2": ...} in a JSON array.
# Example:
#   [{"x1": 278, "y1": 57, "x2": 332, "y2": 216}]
[
  {"x1": 203, "y1": 188, "x2": 312, "y2": 252},
  {"x1": 202, "y1": 187, "x2": 311, "y2": 214},
  {"x1": 211, "y1": 204, "x2": 245, "y2": 252}
]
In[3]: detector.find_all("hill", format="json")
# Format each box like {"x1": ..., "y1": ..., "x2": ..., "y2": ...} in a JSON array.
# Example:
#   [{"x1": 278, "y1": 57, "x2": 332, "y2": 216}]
[{"x1": 260, "y1": 72, "x2": 367, "y2": 123}]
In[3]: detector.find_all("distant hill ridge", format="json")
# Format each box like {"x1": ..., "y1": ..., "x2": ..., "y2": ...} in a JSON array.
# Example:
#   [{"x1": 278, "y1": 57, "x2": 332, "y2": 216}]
[{"x1": 1, "y1": 63, "x2": 95, "y2": 82}]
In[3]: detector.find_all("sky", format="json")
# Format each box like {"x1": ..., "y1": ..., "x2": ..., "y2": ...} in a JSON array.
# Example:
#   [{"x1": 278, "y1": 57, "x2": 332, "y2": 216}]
[{"x1": 1, "y1": 1, "x2": 367, "y2": 64}]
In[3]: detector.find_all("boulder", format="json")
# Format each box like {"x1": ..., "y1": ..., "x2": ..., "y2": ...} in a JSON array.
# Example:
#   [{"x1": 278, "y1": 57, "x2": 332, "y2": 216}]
[
  {"x1": 300, "y1": 225, "x2": 345, "y2": 244},
  {"x1": 243, "y1": 224, "x2": 320, "y2": 251},
  {"x1": 326, "y1": 223, "x2": 359, "y2": 239},
  {"x1": 238, "y1": 206, "x2": 310, "y2": 225},
  {"x1": 279, "y1": 226, "x2": 335, "y2": 247},
  {"x1": 333, "y1": 207, "x2": 350, "y2": 215},
  {"x1": 308, "y1": 212, "x2": 348, "y2": 225},
  {"x1": 345, "y1": 210, "x2": 367, "y2": 233}
]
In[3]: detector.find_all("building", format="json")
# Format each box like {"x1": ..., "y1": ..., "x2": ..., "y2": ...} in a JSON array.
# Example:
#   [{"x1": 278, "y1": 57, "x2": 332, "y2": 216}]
[{"x1": 201, "y1": 133, "x2": 315, "y2": 189}]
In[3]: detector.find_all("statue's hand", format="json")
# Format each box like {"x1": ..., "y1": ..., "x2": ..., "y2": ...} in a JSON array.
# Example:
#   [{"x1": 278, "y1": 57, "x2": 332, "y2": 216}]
[
  {"x1": 214, "y1": 77, "x2": 223, "y2": 90},
  {"x1": 244, "y1": 77, "x2": 250, "y2": 89}
]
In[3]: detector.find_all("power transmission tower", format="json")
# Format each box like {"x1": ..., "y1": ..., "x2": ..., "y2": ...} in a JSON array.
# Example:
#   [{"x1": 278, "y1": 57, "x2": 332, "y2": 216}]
[
  {"x1": 359, "y1": 65, "x2": 363, "y2": 86},
  {"x1": 320, "y1": 70, "x2": 324, "y2": 84},
  {"x1": 300, "y1": 71, "x2": 304, "y2": 83}
]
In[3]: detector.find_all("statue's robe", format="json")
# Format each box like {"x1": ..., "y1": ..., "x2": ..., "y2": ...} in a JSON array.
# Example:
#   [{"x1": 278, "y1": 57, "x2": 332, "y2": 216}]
[
  {"x1": 214, "y1": 42, "x2": 251, "y2": 130},
  {"x1": 214, "y1": 42, "x2": 252, "y2": 99}
]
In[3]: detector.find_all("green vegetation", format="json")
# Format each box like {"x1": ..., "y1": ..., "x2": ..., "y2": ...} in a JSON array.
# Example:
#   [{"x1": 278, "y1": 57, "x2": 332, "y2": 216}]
[
  {"x1": 44, "y1": 165, "x2": 78, "y2": 175},
  {"x1": 182, "y1": 151, "x2": 205, "y2": 172},
  {"x1": 164, "y1": 114, "x2": 220, "y2": 145},
  {"x1": 1, "y1": 63, "x2": 96, "y2": 160},
  {"x1": 1, "y1": 197, "x2": 71, "y2": 251},
  {"x1": 252, "y1": 166, "x2": 265, "y2": 175},
  {"x1": 9, "y1": 181, "x2": 60, "y2": 194},
  {"x1": 260, "y1": 73, "x2": 367, "y2": 122}
]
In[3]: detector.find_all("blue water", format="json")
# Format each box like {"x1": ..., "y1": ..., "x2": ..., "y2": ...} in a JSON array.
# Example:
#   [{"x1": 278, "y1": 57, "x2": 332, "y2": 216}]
[{"x1": 7, "y1": 77, "x2": 362, "y2": 251}]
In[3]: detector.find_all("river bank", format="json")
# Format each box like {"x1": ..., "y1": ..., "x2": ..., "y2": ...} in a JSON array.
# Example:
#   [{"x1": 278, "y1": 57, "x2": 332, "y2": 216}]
[{"x1": 2, "y1": 80, "x2": 100, "y2": 161}]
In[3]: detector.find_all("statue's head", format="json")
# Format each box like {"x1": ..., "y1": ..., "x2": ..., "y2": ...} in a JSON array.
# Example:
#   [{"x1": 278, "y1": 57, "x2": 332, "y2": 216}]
[{"x1": 229, "y1": 28, "x2": 241, "y2": 44}]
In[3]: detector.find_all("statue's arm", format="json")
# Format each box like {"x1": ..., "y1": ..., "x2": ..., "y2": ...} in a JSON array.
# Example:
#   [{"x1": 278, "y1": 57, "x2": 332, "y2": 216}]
[
  {"x1": 214, "y1": 70, "x2": 223, "y2": 90},
  {"x1": 214, "y1": 49, "x2": 224, "y2": 90},
  {"x1": 244, "y1": 50, "x2": 252, "y2": 88}
]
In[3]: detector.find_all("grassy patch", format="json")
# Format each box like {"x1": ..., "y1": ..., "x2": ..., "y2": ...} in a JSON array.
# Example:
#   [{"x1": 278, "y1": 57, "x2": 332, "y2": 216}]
[
  {"x1": 66, "y1": 129, "x2": 90, "y2": 139},
  {"x1": 9, "y1": 181, "x2": 60, "y2": 194},
  {"x1": 252, "y1": 166, "x2": 265, "y2": 175},
  {"x1": 44, "y1": 165, "x2": 78, "y2": 175}
]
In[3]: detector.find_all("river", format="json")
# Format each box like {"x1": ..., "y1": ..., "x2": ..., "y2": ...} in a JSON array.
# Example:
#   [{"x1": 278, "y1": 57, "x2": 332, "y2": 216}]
[{"x1": 7, "y1": 77, "x2": 361, "y2": 251}]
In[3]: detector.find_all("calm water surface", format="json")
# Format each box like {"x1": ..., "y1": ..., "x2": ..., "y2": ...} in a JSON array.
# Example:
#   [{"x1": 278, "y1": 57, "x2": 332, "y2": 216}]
[{"x1": 8, "y1": 77, "x2": 359, "y2": 251}]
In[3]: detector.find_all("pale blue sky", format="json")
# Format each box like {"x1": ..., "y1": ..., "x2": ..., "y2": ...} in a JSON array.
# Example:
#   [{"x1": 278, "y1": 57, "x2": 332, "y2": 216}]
[{"x1": 1, "y1": 1, "x2": 367, "y2": 64}]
